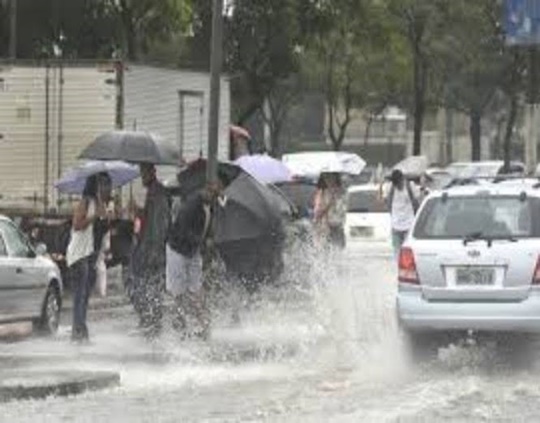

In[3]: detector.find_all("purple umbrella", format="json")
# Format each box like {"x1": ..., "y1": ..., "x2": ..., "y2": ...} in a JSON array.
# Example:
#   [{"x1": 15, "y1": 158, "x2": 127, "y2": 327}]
[
  {"x1": 55, "y1": 161, "x2": 139, "y2": 195},
  {"x1": 234, "y1": 154, "x2": 292, "y2": 184}
]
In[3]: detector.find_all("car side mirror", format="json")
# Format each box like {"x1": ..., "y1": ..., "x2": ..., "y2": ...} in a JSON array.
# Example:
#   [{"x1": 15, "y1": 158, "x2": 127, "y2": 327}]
[{"x1": 35, "y1": 243, "x2": 48, "y2": 256}]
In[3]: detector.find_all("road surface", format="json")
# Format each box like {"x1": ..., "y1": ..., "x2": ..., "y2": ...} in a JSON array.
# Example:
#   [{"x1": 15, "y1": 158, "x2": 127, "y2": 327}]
[{"x1": 1, "y1": 242, "x2": 539, "y2": 422}]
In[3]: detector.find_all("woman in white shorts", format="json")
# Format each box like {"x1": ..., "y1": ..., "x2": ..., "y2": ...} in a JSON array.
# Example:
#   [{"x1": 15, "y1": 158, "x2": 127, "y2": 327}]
[{"x1": 166, "y1": 190, "x2": 212, "y2": 338}]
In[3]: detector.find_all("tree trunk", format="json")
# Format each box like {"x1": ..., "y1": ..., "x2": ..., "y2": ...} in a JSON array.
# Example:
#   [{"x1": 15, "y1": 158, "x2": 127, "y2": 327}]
[
  {"x1": 413, "y1": 54, "x2": 426, "y2": 155},
  {"x1": 270, "y1": 123, "x2": 283, "y2": 157},
  {"x1": 503, "y1": 95, "x2": 518, "y2": 171},
  {"x1": 364, "y1": 115, "x2": 373, "y2": 146},
  {"x1": 470, "y1": 110, "x2": 482, "y2": 161},
  {"x1": 119, "y1": 1, "x2": 137, "y2": 60}
]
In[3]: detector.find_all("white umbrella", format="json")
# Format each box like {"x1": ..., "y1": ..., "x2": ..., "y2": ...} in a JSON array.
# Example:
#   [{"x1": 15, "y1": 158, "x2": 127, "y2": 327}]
[
  {"x1": 235, "y1": 154, "x2": 292, "y2": 184},
  {"x1": 393, "y1": 155, "x2": 429, "y2": 178},
  {"x1": 282, "y1": 151, "x2": 366, "y2": 179}
]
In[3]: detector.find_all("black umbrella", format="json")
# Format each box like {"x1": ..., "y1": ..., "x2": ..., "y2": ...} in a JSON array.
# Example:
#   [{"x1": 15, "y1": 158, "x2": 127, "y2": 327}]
[
  {"x1": 274, "y1": 179, "x2": 317, "y2": 218},
  {"x1": 174, "y1": 160, "x2": 284, "y2": 243},
  {"x1": 172, "y1": 159, "x2": 241, "y2": 197},
  {"x1": 214, "y1": 172, "x2": 283, "y2": 244},
  {"x1": 266, "y1": 184, "x2": 297, "y2": 219},
  {"x1": 79, "y1": 130, "x2": 180, "y2": 165},
  {"x1": 173, "y1": 159, "x2": 285, "y2": 284}
]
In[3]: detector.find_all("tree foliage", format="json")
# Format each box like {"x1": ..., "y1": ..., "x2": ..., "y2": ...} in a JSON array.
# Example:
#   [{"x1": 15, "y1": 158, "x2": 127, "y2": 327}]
[
  {"x1": 3, "y1": 0, "x2": 191, "y2": 60},
  {"x1": 0, "y1": 0, "x2": 535, "y2": 161},
  {"x1": 302, "y1": 0, "x2": 410, "y2": 151},
  {"x1": 226, "y1": 0, "x2": 301, "y2": 125}
]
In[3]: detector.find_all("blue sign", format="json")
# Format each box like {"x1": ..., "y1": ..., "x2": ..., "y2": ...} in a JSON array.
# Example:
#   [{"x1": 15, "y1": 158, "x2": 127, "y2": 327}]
[{"x1": 505, "y1": 0, "x2": 540, "y2": 45}]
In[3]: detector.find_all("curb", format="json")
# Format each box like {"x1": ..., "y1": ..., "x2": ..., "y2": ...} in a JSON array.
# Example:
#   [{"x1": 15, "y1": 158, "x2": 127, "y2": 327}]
[
  {"x1": 0, "y1": 339, "x2": 301, "y2": 366},
  {"x1": 0, "y1": 370, "x2": 120, "y2": 402}
]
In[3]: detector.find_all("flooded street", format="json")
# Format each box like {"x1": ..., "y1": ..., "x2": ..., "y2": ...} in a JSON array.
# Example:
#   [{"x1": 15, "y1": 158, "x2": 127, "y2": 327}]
[{"x1": 1, "y1": 243, "x2": 540, "y2": 422}]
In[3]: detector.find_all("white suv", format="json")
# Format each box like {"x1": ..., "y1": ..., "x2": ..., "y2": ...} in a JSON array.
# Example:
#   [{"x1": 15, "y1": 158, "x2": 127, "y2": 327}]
[{"x1": 396, "y1": 182, "x2": 540, "y2": 351}]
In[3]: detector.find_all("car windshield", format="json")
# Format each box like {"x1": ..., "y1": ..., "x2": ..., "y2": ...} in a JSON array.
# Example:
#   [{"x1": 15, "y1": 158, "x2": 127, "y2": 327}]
[
  {"x1": 414, "y1": 195, "x2": 540, "y2": 239},
  {"x1": 0, "y1": 220, "x2": 32, "y2": 257},
  {"x1": 347, "y1": 190, "x2": 387, "y2": 213}
]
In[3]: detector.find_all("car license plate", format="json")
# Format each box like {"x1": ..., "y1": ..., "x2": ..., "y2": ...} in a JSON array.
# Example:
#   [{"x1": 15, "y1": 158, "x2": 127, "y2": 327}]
[
  {"x1": 350, "y1": 226, "x2": 374, "y2": 238},
  {"x1": 455, "y1": 267, "x2": 494, "y2": 286}
]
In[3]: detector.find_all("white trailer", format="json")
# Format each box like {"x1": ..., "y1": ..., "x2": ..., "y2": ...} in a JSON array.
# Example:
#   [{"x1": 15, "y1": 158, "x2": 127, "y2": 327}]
[
  {"x1": 0, "y1": 61, "x2": 230, "y2": 214},
  {"x1": 123, "y1": 64, "x2": 230, "y2": 204}
]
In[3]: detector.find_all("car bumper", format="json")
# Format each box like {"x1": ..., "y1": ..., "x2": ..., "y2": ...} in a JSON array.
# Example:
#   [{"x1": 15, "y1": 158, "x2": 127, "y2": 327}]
[{"x1": 397, "y1": 285, "x2": 540, "y2": 333}]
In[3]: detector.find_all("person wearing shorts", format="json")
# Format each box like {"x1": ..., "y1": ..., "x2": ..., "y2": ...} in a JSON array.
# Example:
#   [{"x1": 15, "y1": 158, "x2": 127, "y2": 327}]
[{"x1": 166, "y1": 188, "x2": 212, "y2": 339}]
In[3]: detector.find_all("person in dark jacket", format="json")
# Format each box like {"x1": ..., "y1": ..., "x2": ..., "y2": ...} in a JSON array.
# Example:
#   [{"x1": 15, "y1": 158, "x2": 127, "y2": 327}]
[
  {"x1": 129, "y1": 163, "x2": 170, "y2": 339},
  {"x1": 166, "y1": 185, "x2": 214, "y2": 339}
]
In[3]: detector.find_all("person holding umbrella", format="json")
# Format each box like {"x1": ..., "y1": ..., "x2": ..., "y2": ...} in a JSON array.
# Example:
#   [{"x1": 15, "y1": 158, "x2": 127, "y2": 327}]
[
  {"x1": 313, "y1": 173, "x2": 347, "y2": 249},
  {"x1": 78, "y1": 131, "x2": 179, "y2": 339},
  {"x1": 66, "y1": 172, "x2": 112, "y2": 343},
  {"x1": 166, "y1": 181, "x2": 216, "y2": 339},
  {"x1": 129, "y1": 163, "x2": 170, "y2": 339}
]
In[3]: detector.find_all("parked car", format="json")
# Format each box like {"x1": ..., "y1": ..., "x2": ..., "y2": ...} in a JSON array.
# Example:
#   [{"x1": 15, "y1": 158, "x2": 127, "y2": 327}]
[
  {"x1": 0, "y1": 215, "x2": 62, "y2": 334},
  {"x1": 345, "y1": 185, "x2": 391, "y2": 243},
  {"x1": 397, "y1": 183, "x2": 540, "y2": 356}
]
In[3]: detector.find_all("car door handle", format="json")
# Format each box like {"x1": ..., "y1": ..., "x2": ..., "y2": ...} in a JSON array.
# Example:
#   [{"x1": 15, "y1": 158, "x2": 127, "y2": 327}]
[{"x1": 16, "y1": 268, "x2": 23, "y2": 274}]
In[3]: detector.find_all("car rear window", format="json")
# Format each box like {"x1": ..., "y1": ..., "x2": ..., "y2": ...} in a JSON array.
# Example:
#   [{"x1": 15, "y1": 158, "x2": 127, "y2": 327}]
[
  {"x1": 347, "y1": 190, "x2": 387, "y2": 213},
  {"x1": 414, "y1": 195, "x2": 540, "y2": 239}
]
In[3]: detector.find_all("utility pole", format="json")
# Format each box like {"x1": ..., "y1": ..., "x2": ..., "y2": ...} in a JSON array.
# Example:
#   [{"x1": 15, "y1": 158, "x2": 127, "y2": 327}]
[
  {"x1": 526, "y1": 47, "x2": 538, "y2": 175},
  {"x1": 9, "y1": 0, "x2": 17, "y2": 59},
  {"x1": 206, "y1": 0, "x2": 224, "y2": 184}
]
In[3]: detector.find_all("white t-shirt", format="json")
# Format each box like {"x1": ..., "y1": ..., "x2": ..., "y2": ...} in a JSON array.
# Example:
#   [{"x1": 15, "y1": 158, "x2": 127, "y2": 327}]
[
  {"x1": 384, "y1": 183, "x2": 420, "y2": 232},
  {"x1": 66, "y1": 200, "x2": 96, "y2": 267}
]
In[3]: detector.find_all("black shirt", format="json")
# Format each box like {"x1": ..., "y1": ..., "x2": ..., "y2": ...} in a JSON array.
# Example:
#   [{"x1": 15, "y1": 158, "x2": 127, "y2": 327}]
[{"x1": 168, "y1": 193, "x2": 207, "y2": 257}]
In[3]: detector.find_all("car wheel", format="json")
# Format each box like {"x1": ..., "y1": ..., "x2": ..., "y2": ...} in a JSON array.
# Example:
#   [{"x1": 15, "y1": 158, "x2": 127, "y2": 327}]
[{"x1": 37, "y1": 285, "x2": 61, "y2": 335}]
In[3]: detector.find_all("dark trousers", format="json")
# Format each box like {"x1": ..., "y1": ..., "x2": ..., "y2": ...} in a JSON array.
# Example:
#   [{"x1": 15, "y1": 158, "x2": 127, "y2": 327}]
[
  {"x1": 328, "y1": 225, "x2": 346, "y2": 249},
  {"x1": 130, "y1": 271, "x2": 164, "y2": 335},
  {"x1": 69, "y1": 254, "x2": 96, "y2": 339}
]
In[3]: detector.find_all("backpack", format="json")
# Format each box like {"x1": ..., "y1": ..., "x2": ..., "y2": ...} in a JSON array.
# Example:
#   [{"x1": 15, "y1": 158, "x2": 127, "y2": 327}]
[
  {"x1": 387, "y1": 182, "x2": 419, "y2": 214},
  {"x1": 167, "y1": 193, "x2": 211, "y2": 257}
]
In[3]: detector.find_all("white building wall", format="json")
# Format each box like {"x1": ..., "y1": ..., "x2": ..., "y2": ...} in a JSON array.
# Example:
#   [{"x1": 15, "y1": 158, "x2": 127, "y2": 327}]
[
  {"x1": 0, "y1": 66, "x2": 48, "y2": 207},
  {"x1": 123, "y1": 65, "x2": 230, "y2": 204},
  {"x1": 0, "y1": 64, "x2": 116, "y2": 211}
]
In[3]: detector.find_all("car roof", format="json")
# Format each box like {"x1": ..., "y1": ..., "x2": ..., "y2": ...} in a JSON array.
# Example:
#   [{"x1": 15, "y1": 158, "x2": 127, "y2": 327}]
[
  {"x1": 429, "y1": 183, "x2": 540, "y2": 198},
  {"x1": 448, "y1": 161, "x2": 503, "y2": 167}
]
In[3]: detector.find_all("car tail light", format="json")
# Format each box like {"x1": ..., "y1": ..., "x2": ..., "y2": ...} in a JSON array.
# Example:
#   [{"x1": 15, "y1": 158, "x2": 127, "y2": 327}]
[
  {"x1": 398, "y1": 247, "x2": 419, "y2": 284},
  {"x1": 532, "y1": 256, "x2": 540, "y2": 285}
]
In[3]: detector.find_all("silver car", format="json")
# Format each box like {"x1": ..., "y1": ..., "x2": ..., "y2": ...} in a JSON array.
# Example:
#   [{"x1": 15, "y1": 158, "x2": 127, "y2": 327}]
[
  {"x1": 0, "y1": 216, "x2": 63, "y2": 334},
  {"x1": 397, "y1": 183, "x2": 540, "y2": 350}
]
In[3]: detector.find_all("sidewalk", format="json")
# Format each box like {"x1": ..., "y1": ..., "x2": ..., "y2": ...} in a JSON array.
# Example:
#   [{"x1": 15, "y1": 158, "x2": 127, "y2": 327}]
[{"x1": 0, "y1": 370, "x2": 120, "y2": 402}]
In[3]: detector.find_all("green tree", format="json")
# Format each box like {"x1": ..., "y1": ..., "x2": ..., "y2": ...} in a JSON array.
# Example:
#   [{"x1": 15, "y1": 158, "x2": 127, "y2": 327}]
[
  {"x1": 6, "y1": 0, "x2": 118, "y2": 59},
  {"x1": 222, "y1": 0, "x2": 304, "y2": 156},
  {"x1": 438, "y1": 0, "x2": 509, "y2": 161},
  {"x1": 227, "y1": 0, "x2": 301, "y2": 123},
  {"x1": 386, "y1": 0, "x2": 448, "y2": 155},
  {"x1": 105, "y1": 0, "x2": 190, "y2": 60},
  {"x1": 303, "y1": 0, "x2": 409, "y2": 151}
]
